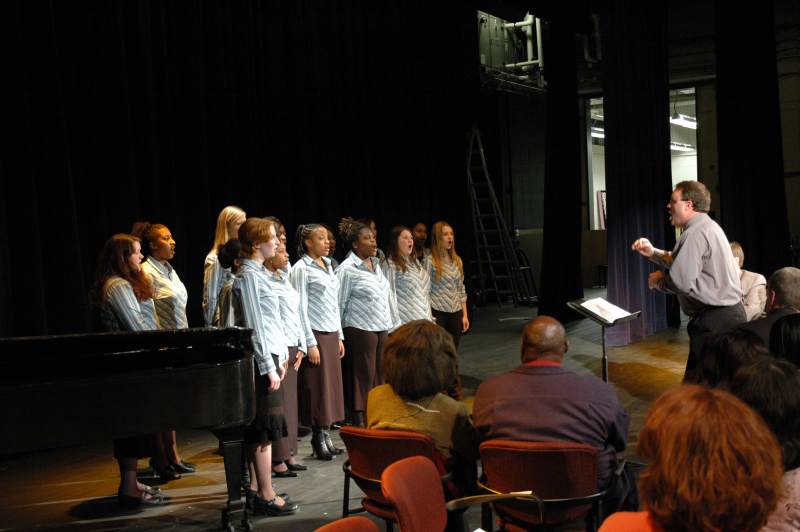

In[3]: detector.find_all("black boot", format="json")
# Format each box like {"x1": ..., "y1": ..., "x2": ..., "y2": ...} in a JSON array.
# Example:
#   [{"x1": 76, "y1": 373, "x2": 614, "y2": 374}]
[
  {"x1": 352, "y1": 410, "x2": 365, "y2": 428},
  {"x1": 311, "y1": 426, "x2": 333, "y2": 461},
  {"x1": 323, "y1": 429, "x2": 344, "y2": 455}
]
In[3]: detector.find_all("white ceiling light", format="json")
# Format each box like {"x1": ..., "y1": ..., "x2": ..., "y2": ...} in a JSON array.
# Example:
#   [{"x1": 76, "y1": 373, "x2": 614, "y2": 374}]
[
  {"x1": 670, "y1": 142, "x2": 694, "y2": 152},
  {"x1": 591, "y1": 127, "x2": 604, "y2": 139},
  {"x1": 670, "y1": 112, "x2": 698, "y2": 129}
]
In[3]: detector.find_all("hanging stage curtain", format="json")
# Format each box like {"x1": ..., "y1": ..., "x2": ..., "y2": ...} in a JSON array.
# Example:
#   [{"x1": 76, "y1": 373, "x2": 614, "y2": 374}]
[
  {"x1": 602, "y1": 2, "x2": 674, "y2": 346},
  {"x1": 0, "y1": 1, "x2": 478, "y2": 337},
  {"x1": 716, "y1": 1, "x2": 789, "y2": 276},
  {"x1": 538, "y1": 19, "x2": 585, "y2": 321}
]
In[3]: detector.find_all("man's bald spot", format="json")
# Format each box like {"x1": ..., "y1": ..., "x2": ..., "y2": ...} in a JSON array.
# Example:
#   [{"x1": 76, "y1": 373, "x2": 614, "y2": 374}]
[{"x1": 521, "y1": 316, "x2": 567, "y2": 361}]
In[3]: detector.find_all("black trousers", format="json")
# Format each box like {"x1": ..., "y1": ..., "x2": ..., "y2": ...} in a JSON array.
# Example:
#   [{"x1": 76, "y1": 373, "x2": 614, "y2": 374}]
[
  {"x1": 685, "y1": 302, "x2": 746, "y2": 382},
  {"x1": 433, "y1": 309, "x2": 463, "y2": 349}
]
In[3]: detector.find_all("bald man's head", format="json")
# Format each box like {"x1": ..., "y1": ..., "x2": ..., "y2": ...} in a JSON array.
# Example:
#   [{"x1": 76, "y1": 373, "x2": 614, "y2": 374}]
[{"x1": 521, "y1": 316, "x2": 568, "y2": 363}]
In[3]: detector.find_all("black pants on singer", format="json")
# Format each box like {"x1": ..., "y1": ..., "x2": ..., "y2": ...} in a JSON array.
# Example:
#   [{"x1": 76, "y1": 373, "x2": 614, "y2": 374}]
[{"x1": 685, "y1": 302, "x2": 746, "y2": 382}]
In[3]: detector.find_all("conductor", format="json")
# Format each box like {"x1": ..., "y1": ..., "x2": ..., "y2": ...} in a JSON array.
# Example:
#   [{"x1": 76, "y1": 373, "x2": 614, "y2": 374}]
[{"x1": 632, "y1": 180, "x2": 744, "y2": 381}]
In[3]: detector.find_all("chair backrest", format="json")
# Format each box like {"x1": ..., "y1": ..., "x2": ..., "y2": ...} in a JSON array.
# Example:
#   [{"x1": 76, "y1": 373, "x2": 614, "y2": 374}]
[
  {"x1": 314, "y1": 516, "x2": 379, "y2": 532},
  {"x1": 480, "y1": 439, "x2": 599, "y2": 525},
  {"x1": 381, "y1": 456, "x2": 447, "y2": 532},
  {"x1": 340, "y1": 426, "x2": 444, "y2": 505}
]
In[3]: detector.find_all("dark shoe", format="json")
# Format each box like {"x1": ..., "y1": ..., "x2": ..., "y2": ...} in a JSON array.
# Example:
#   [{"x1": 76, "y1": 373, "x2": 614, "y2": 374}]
[
  {"x1": 311, "y1": 427, "x2": 333, "y2": 461},
  {"x1": 272, "y1": 467, "x2": 298, "y2": 478},
  {"x1": 149, "y1": 458, "x2": 181, "y2": 481},
  {"x1": 330, "y1": 421, "x2": 344, "y2": 430},
  {"x1": 286, "y1": 462, "x2": 307, "y2": 471},
  {"x1": 251, "y1": 495, "x2": 298, "y2": 516},
  {"x1": 323, "y1": 429, "x2": 344, "y2": 455},
  {"x1": 169, "y1": 461, "x2": 196, "y2": 474},
  {"x1": 118, "y1": 491, "x2": 169, "y2": 508},
  {"x1": 246, "y1": 489, "x2": 291, "y2": 510}
]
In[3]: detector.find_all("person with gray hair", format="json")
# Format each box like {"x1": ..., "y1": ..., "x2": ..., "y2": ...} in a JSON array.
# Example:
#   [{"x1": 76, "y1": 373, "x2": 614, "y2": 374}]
[
  {"x1": 632, "y1": 180, "x2": 744, "y2": 382},
  {"x1": 738, "y1": 267, "x2": 800, "y2": 347},
  {"x1": 730, "y1": 241, "x2": 767, "y2": 321}
]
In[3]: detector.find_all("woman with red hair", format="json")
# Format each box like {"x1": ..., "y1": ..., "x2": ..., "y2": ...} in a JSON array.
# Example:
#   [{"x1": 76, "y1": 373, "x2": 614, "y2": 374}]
[
  {"x1": 600, "y1": 385, "x2": 783, "y2": 531},
  {"x1": 92, "y1": 234, "x2": 166, "y2": 507}
]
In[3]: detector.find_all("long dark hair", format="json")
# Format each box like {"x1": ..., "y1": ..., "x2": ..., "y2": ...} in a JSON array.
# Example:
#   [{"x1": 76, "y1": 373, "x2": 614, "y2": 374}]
[
  {"x1": 385, "y1": 225, "x2": 416, "y2": 273},
  {"x1": 91, "y1": 234, "x2": 154, "y2": 303}
]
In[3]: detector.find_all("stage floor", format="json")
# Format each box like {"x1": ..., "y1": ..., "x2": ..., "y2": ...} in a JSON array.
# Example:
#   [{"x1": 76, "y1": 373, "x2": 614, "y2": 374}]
[{"x1": 0, "y1": 299, "x2": 687, "y2": 530}]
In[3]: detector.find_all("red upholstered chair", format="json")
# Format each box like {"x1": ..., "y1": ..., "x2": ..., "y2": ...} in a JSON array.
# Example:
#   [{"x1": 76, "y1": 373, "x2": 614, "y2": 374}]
[
  {"x1": 381, "y1": 455, "x2": 541, "y2": 532},
  {"x1": 339, "y1": 427, "x2": 451, "y2": 531},
  {"x1": 480, "y1": 440, "x2": 619, "y2": 532},
  {"x1": 314, "y1": 516, "x2": 379, "y2": 532}
]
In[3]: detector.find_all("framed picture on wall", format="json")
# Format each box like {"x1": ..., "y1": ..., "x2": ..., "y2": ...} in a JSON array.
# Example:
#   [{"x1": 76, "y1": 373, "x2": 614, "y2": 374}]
[{"x1": 597, "y1": 190, "x2": 607, "y2": 230}]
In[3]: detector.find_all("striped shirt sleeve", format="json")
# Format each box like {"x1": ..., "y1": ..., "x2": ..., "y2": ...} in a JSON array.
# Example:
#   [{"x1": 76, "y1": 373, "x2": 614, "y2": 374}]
[
  {"x1": 336, "y1": 266, "x2": 352, "y2": 326},
  {"x1": 381, "y1": 260, "x2": 402, "y2": 332},
  {"x1": 288, "y1": 263, "x2": 318, "y2": 349},
  {"x1": 105, "y1": 280, "x2": 155, "y2": 332},
  {"x1": 235, "y1": 272, "x2": 275, "y2": 375},
  {"x1": 202, "y1": 252, "x2": 223, "y2": 326}
]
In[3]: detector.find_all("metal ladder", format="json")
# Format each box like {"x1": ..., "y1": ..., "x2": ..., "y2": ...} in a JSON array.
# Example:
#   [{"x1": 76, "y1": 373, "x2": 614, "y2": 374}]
[{"x1": 467, "y1": 126, "x2": 537, "y2": 306}]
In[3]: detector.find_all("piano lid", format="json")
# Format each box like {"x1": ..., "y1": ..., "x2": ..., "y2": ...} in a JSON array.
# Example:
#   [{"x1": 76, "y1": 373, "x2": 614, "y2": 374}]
[{"x1": 0, "y1": 327, "x2": 254, "y2": 384}]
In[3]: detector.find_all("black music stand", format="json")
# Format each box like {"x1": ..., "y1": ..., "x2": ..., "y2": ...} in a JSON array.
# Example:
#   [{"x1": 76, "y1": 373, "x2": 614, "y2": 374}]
[{"x1": 567, "y1": 298, "x2": 641, "y2": 383}]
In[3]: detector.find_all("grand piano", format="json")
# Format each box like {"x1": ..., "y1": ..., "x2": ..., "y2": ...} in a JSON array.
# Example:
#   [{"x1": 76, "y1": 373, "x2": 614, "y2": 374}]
[{"x1": 0, "y1": 327, "x2": 256, "y2": 531}]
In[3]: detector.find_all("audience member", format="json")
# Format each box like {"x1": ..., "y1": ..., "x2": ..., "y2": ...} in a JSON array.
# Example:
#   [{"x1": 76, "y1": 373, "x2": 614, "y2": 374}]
[
  {"x1": 472, "y1": 316, "x2": 631, "y2": 507},
  {"x1": 367, "y1": 320, "x2": 479, "y2": 494},
  {"x1": 600, "y1": 385, "x2": 783, "y2": 532},
  {"x1": 697, "y1": 328, "x2": 769, "y2": 389},
  {"x1": 731, "y1": 241, "x2": 767, "y2": 321},
  {"x1": 731, "y1": 358, "x2": 800, "y2": 531},
  {"x1": 770, "y1": 313, "x2": 800, "y2": 368},
  {"x1": 739, "y1": 267, "x2": 800, "y2": 346}
]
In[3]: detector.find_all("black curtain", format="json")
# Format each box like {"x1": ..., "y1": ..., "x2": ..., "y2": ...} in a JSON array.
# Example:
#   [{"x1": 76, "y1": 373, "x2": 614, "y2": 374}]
[
  {"x1": 602, "y1": 2, "x2": 674, "y2": 346},
  {"x1": 1, "y1": 1, "x2": 479, "y2": 337},
  {"x1": 538, "y1": 19, "x2": 585, "y2": 321},
  {"x1": 716, "y1": 1, "x2": 789, "y2": 276}
]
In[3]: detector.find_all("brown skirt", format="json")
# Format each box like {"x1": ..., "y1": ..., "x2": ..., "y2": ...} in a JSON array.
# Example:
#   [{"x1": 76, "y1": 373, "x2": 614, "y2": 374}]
[
  {"x1": 299, "y1": 331, "x2": 345, "y2": 427},
  {"x1": 343, "y1": 327, "x2": 388, "y2": 412},
  {"x1": 272, "y1": 347, "x2": 300, "y2": 462}
]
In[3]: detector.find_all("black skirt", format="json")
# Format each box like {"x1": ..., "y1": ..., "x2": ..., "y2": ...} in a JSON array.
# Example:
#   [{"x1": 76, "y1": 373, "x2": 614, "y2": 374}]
[{"x1": 244, "y1": 354, "x2": 288, "y2": 445}]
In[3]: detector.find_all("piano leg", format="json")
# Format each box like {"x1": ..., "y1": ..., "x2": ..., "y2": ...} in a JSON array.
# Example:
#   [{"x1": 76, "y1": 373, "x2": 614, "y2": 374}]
[{"x1": 214, "y1": 429, "x2": 250, "y2": 531}]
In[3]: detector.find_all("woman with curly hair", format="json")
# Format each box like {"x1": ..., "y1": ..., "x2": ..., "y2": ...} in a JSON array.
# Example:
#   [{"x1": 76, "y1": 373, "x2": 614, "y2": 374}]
[
  {"x1": 600, "y1": 385, "x2": 783, "y2": 531},
  {"x1": 337, "y1": 217, "x2": 397, "y2": 427},
  {"x1": 92, "y1": 234, "x2": 166, "y2": 507}
]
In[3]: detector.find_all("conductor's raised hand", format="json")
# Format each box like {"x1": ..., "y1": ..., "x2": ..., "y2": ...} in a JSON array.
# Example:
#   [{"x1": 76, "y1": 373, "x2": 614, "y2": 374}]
[{"x1": 632, "y1": 237, "x2": 655, "y2": 257}]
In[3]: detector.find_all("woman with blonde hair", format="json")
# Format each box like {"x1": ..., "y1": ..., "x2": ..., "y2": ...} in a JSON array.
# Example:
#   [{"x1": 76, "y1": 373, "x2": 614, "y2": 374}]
[
  {"x1": 600, "y1": 385, "x2": 783, "y2": 531},
  {"x1": 427, "y1": 221, "x2": 469, "y2": 349},
  {"x1": 203, "y1": 206, "x2": 246, "y2": 326}
]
